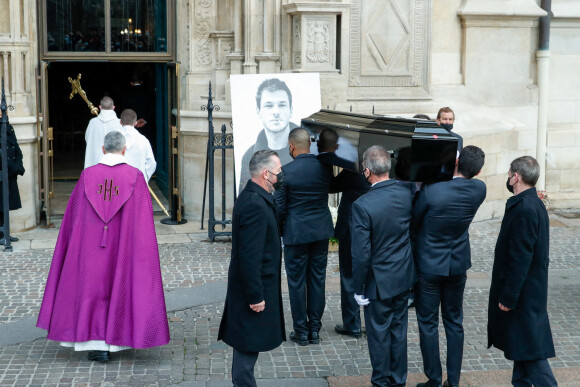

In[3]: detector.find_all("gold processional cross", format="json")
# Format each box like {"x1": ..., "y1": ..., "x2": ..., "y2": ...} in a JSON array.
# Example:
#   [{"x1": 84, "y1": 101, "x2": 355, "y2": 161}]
[{"x1": 68, "y1": 74, "x2": 170, "y2": 216}]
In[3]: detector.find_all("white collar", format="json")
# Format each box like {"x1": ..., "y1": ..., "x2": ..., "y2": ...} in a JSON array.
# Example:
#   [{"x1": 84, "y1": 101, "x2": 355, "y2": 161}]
[{"x1": 98, "y1": 153, "x2": 127, "y2": 166}]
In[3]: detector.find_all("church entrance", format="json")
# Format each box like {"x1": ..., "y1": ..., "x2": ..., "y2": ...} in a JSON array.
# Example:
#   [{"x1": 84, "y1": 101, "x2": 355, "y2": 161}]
[{"x1": 39, "y1": 61, "x2": 177, "y2": 222}]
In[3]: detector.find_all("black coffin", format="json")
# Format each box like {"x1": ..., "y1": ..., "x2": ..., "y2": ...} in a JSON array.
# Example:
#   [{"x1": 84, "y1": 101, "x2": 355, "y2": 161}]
[{"x1": 301, "y1": 110, "x2": 458, "y2": 183}]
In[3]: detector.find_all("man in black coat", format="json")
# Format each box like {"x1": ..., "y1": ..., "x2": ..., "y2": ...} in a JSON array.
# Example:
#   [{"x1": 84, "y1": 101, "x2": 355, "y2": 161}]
[
  {"x1": 276, "y1": 127, "x2": 334, "y2": 345},
  {"x1": 0, "y1": 112, "x2": 24, "y2": 245},
  {"x1": 352, "y1": 145, "x2": 415, "y2": 387},
  {"x1": 488, "y1": 156, "x2": 557, "y2": 386},
  {"x1": 436, "y1": 107, "x2": 463, "y2": 154},
  {"x1": 413, "y1": 146, "x2": 487, "y2": 387},
  {"x1": 322, "y1": 136, "x2": 370, "y2": 338},
  {"x1": 218, "y1": 150, "x2": 286, "y2": 386},
  {"x1": 317, "y1": 127, "x2": 370, "y2": 338}
]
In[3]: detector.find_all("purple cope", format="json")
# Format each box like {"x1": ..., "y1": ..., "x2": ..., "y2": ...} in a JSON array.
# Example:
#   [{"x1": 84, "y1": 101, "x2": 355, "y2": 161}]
[{"x1": 37, "y1": 163, "x2": 169, "y2": 349}]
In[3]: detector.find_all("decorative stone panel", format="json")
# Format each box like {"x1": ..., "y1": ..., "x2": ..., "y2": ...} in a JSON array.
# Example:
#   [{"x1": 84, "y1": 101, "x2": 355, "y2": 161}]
[
  {"x1": 349, "y1": 0, "x2": 430, "y2": 89},
  {"x1": 284, "y1": 3, "x2": 348, "y2": 73}
]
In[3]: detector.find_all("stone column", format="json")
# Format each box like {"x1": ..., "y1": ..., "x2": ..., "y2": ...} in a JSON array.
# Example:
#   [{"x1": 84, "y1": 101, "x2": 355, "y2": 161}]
[
  {"x1": 255, "y1": 0, "x2": 280, "y2": 73},
  {"x1": 228, "y1": 0, "x2": 244, "y2": 75},
  {"x1": 242, "y1": 0, "x2": 257, "y2": 74},
  {"x1": 10, "y1": 0, "x2": 21, "y2": 41}
]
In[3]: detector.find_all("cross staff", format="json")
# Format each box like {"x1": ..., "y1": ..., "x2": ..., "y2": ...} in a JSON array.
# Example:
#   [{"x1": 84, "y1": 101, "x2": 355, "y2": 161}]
[
  {"x1": 68, "y1": 74, "x2": 99, "y2": 116},
  {"x1": 67, "y1": 74, "x2": 170, "y2": 217}
]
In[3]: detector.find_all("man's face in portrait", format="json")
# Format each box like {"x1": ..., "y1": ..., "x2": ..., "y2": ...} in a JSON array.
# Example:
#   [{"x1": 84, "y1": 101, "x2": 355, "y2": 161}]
[{"x1": 257, "y1": 89, "x2": 293, "y2": 133}]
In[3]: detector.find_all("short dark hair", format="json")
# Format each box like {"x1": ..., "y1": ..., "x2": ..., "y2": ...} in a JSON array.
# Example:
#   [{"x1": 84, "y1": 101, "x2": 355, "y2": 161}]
[
  {"x1": 413, "y1": 114, "x2": 431, "y2": 120},
  {"x1": 362, "y1": 145, "x2": 391, "y2": 175},
  {"x1": 288, "y1": 127, "x2": 310, "y2": 150},
  {"x1": 318, "y1": 128, "x2": 339, "y2": 152},
  {"x1": 510, "y1": 156, "x2": 540, "y2": 186},
  {"x1": 255, "y1": 78, "x2": 293, "y2": 110},
  {"x1": 437, "y1": 107, "x2": 454, "y2": 120},
  {"x1": 457, "y1": 145, "x2": 485, "y2": 178},
  {"x1": 120, "y1": 109, "x2": 138, "y2": 126},
  {"x1": 249, "y1": 150, "x2": 279, "y2": 178},
  {"x1": 100, "y1": 96, "x2": 114, "y2": 110}
]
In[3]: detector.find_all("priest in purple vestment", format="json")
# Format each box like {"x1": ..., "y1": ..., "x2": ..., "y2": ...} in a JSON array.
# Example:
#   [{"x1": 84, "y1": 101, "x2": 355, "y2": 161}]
[{"x1": 37, "y1": 131, "x2": 169, "y2": 363}]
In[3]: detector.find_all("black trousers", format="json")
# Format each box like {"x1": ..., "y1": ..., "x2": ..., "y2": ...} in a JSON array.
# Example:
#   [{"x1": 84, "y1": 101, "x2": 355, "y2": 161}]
[
  {"x1": 284, "y1": 239, "x2": 329, "y2": 335},
  {"x1": 338, "y1": 235, "x2": 361, "y2": 331},
  {"x1": 232, "y1": 349, "x2": 259, "y2": 387},
  {"x1": 512, "y1": 359, "x2": 557, "y2": 387},
  {"x1": 415, "y1": 272, "x2": 467, "y2": 386},
  {"x1": 365, "y1": 290, "x2": 410, "y2": 387}
]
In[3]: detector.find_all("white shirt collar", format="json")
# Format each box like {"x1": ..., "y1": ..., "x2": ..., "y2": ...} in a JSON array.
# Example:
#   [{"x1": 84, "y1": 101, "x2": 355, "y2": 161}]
[{"x1": 98, "y1": 153, "x2": 127, "y2": 166}]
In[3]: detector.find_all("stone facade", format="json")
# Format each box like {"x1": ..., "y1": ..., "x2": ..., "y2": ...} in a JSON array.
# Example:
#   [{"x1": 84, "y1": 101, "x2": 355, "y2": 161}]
[{"x1": 1, "y1": 0, "x2": 579, "y2": 230}]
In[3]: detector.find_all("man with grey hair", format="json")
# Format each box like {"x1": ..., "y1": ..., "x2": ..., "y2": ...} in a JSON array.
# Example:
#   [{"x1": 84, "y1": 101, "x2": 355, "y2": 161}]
[
  {"x1": 351, "y1": 145, "x2": 415, "y2": 387},
  {"x1": 85, "y1": 96, "x2": 122, "y2": 168},
  {"x1": 219, "y1": 150, "x2": 286, "y2": 386},
  {"x1": 38, "y1": 130, "x2": 169, "y2": 363},
  {"x1": 488, "y1": 155, "x2": 557, "y2": 386}
]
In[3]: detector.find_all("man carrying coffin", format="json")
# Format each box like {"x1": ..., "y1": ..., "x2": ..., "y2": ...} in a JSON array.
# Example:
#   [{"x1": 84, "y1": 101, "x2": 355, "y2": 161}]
[{"x1": 37, "y1": 131, "x2": 169, "y2": 363}]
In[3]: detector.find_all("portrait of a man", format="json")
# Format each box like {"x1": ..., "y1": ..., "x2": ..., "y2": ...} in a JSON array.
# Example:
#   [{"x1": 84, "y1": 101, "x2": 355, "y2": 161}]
[{"x1": 231, "y1": 73, "x2": 321, "y2": 192}]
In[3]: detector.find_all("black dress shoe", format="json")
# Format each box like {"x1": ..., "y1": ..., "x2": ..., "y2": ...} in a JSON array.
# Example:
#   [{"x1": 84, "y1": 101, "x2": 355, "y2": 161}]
[
  {"x1": 334, "y1": 324, "x2": 362, "y2": 338},
  {"x1": 0, "y1": 236, "x2": 17, "y2": 245},
  {"x1": 88, "y1": 350, "x2": 111, "y2": 363},
  {"x1": 289, "y1": 331, "x2": 309, "y2": 346},
  {"x1": 443, "y1": 380, "x2": 459, "y2": 387},
  {"x1": 308, "y1": 331, "x2": 320, "y2": 344}
]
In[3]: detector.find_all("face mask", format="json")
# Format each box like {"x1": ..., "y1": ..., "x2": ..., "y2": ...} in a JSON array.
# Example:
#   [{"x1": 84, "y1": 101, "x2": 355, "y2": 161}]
[
  {"x1": 440, "y1": 123, "x2": 453, "y2": 131},
  {"x1": 506, "y1": 176, "x2": 514, "y2": 194},
  {"x1": 362, "y1": 168, "x2": 371, "y2": 184},
  {"x1": 267, "y1": 170, "x2": 285, "y2": 191}
]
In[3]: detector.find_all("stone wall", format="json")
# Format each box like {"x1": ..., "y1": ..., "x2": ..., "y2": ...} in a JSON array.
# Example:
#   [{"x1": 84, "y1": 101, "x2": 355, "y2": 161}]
[
  {"x1": 177, "y1": 0, "x2": 580, "y2": 222},
  {"x1": 0, "y1": 0, "x2": 39, "y2": 231},
  {"x1": 544, "y1": 6, "x2": 580, "y2": 209},
  {"x1": 3, "y1": 0, "x2": 580, "y2": 229}
]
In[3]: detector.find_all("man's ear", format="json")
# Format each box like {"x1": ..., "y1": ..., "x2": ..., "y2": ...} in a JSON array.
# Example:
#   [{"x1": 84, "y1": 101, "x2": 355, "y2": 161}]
[
  {"x1": 121, "y1": 146, "x2": 126, "y2": 156},
  {"x1": 475, "y1": 170, "x2": 481, "y2": 177},
  {"x1": 256, "y1": 107, "x2": 260, "y2": 115},
  {"x1": 102, "y1": 146, "x2": 106, "y2": 155}
]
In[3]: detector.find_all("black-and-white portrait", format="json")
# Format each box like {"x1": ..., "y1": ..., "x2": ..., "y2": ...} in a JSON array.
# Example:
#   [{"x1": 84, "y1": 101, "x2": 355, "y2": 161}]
[{"x1": 231, "y1": 73, "x2": 321, "y2": 192}]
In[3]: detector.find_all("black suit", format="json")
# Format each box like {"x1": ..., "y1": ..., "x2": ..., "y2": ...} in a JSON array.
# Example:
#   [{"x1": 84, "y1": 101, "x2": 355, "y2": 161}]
[
  {"x1": 276, "y1": 153, "x2": 333, "y2": 336},
  {"x1": 412, "y1": 177, "x2": 486, "y2": 386},
  {"x1": 488, "y1": 187, "x2": 556, "y2": 385},
  {"x1": 218, "y1": 181, "x2": 286, "y2": 385},
  {"x1": 351, "y1": 179, "x2": 414, "y2": 387},
  {"x1": 329, "y1": 169, "x2": 370, "y2": 331}
]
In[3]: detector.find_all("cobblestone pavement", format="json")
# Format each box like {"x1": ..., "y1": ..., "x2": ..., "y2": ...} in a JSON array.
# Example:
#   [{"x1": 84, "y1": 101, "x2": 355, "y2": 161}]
[{"x1": 1, "y1": 212, "x2": 580, "y2": 386}]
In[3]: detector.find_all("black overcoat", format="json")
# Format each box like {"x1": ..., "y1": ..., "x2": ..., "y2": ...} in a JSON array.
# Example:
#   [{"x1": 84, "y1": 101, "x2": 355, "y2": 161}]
[
  {"x1": 218, "y1": 180, "x2": 286, "y2": 352},
  {"x1": 487, "y1": 187, "x2": 555, "y2": 361},
  {"x1": 0, "y1": 123, "x2": 24, "y2": 212},
  {"x1": 275, "y1": 153, "x2": 334, "y2": 245},
  {"x1": 351, "y1": 180, "x2": 415, "y2": 300}
]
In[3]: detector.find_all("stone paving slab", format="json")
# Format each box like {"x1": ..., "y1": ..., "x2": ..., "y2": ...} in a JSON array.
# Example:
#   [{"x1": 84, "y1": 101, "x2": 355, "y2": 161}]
[{"x1": 0, "y1": 213, "x2": 579, "y2": 386}]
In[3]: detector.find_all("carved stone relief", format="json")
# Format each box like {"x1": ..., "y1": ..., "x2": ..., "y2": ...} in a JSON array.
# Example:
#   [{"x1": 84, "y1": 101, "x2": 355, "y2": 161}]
[
  {"x1": 210, "y1": 33, "x2": 234, "y2": 68},
  {"x1": 349, "y1": 0, "x2": 429, "y2": 88},
  {"x1": 306, "y1": 20, "x2": 330, "y2": 63},
  {"x1": 293, "y1": 17, "x2": 301, "y2": 66},
  {"x1": 291, "y1": 15, "x2": 336, "y2": 72},
  {"x1": 194, "y1": 0, "x2": 213, "y2": 67}
]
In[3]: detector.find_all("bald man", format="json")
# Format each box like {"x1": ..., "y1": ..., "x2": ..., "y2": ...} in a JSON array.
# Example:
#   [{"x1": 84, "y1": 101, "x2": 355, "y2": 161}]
[{"x1": 275, "y1": 127, "x2": 334, "y2": 346}]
